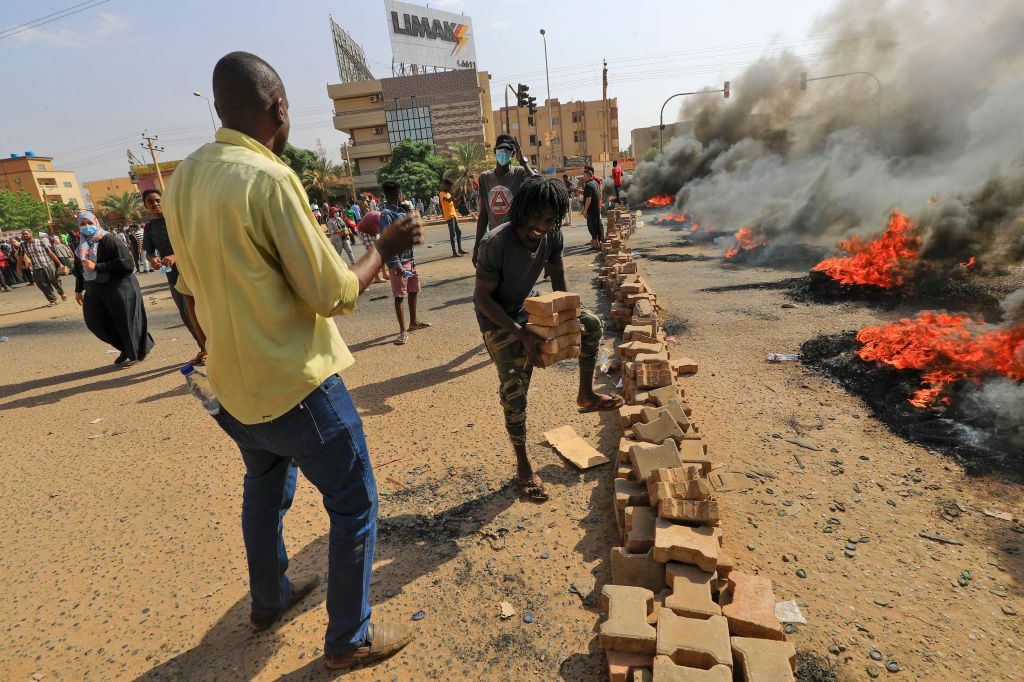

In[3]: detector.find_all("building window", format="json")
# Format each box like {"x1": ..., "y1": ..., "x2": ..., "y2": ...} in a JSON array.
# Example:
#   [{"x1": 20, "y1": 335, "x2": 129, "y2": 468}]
[
  {"x1": 63, "y1": 181, "x2": 72, "y2": 188},
  {"x1": 385, "y1": 106, "x2": 434, "y2": 148},
  {"x1": 572, "y1": 112, "x2": 584, "y2": 123},
  {"x1": 529, "y1": 134, "x2": 537, "y2": 146},
  {"x1": 574, "y1": 130, "x2": 586, "y2": 143},
  {"x1": 410, "y1": 95, "x2": 417, "y2": 106},
  {"x1": 552, "y1": 117, "x2": 560, "y2": 125},
  {"x1": 37, "y1": 163, "x2": 45, "y2": 171},
  {"x1": 394, "y1": 98, "x2": 401, "y2": 109}
]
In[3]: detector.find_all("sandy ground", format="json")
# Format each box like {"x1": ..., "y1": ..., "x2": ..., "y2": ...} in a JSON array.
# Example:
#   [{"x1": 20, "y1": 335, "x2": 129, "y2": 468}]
[
  {"x1": 0, "y1": 219, "x2": 623, "y2": 682},
  {"x1": 2, "y1": 215, "x2": 1022, "y2": 681},
  {"x1": 630, "y1": 219, "x2": 1024, "y2": 681}
]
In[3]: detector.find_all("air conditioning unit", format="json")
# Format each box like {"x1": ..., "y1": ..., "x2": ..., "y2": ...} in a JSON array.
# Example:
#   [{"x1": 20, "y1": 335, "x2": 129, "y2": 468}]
[
  {"x1": 369, "y1": 93, "x2": 382, "y2": 103},
  {"x1": 373, "y1": 127, "x2": 384, "y2": 135}
]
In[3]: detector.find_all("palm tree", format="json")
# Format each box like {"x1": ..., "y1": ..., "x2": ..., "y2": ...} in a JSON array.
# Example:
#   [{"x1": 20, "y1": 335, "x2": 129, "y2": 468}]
[
  {"x1": 444, "y1": 141, "x2": 491, "y2": 199},
  {"x1": 97, "y1": 191, "x2": 144, "y2": 224},
  {"x1": 301, "y1": 153, "x2": 346, "y2": 204}
]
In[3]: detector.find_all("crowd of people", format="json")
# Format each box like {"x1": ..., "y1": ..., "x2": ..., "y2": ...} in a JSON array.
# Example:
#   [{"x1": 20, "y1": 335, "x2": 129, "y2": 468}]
[{"x1": 6, "y1": 49, "x2": 625, "y2": 673}]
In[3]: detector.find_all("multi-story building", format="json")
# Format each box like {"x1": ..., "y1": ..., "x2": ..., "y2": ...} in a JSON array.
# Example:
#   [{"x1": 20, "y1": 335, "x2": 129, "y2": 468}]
[
  {"x1": 493, "y1": 97, "x2": 619, "y2": 172},
  {"x1": 0, "y1": 153, "x2": 86, "y2": 207},
  {"x1": 82, "y1": 176, "x2": 139, "y2": 209},
  {"x1": 328, "y1": 69, "x2": 494, "y2": 192},
  {"x1": 630, "y1": 122, "x2": 692, "y2": 163}
]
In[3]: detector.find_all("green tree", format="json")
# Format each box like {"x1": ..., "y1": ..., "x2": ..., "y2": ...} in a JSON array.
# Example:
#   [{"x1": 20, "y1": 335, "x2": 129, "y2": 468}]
[
  {"x1": 281, "y1": 144, "x2": 317, "y2": 178},
  {"x1": 376, "y1": 138, "x2": 446, "y2": 200},
  {"x1": 301, "y1": 152, "x2": 347, "y2": 204},
  {"x1": 48, "y1": 200, "x2": 81, "y2": 235},
  {"x1": 97, "y1": 191, "x2": 144, "y2": 225},
  {"x1": 0, "y1": 190, "x2": 48, "y2": 232},
  {"x1": 444, "y1": 140, "x2": 491, "y2": 198},
  {"x1": 643, "y1": 146, "x2": 661, "y2": 162}
]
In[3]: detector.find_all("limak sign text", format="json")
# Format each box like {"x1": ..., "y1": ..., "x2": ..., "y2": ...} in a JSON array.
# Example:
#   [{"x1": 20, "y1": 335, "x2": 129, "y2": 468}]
[{"x1": 384, "y1": 0, "x2": 477, "y2": 71}]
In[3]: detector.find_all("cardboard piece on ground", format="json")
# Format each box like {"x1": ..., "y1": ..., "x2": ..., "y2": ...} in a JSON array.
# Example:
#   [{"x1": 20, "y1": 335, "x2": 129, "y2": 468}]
[{"x1": 545, "y1": 425, "x2": 610, "y2": 469}]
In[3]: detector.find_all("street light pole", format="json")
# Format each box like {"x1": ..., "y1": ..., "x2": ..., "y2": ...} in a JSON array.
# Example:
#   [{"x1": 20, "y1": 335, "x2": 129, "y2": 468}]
[
  {"x1": 540, "y1": 29, "x2": 556, "y2": 170},
  {"x1": 799, "y1": 71, "x2": 882, "y2": 134},
  {"x1": 659, "y1": 84, "x2": 730, "y2": 151},
  {"x1": 193, "y1": 91, "x2": 217, "y2": 136}
]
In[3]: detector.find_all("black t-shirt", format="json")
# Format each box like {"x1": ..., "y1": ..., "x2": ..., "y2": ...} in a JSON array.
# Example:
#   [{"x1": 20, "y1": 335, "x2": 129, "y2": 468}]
[
  {"x1": 475, "y1": 222, "x2": 564, "y2": 331},
  {"x1": 583, "y1": 179, "x2": 601, "y2": 218},
  {"x1": 142, "y1": 216, "x2": 174, "y2": 258}
]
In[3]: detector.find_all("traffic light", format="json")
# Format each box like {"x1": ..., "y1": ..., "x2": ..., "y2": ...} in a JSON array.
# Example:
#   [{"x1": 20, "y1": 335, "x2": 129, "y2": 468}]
[
  {"x1": 516, "y1": 83, "x2": 529, "y2": 107},
  {"x1": 800, "y1": 72, "x2": 807, "y2": 90},
  {"x1": 527, "y1": 95, "x2": 538, "y2": 116},
  {"x1": 723, "y1": 81, "x2": 730, "y2": 99}
]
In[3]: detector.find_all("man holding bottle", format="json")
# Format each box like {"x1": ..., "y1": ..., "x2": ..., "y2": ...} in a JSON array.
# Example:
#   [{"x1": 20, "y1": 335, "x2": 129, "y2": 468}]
[{"x1": 164, "y1": 51, "x2": 422, "y2": 671}]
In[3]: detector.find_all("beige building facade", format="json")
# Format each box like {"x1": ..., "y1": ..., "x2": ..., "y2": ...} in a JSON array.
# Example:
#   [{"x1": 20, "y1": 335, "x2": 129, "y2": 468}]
[
  {"x1": 82, "y1": 176, "x2": 139, "y2": 209},
  {"x1": 0, "y1": 154, "x2": 86, "y2": 207},
  {"x1": 493, "y1": 97, "x2": 619, "y2": 172},
  {"x1": 329, "y1": 69, "x2": 494, "y2": 192},
  {"x1": 630, "y1": 121, "x2": 692, "y2": 162}
]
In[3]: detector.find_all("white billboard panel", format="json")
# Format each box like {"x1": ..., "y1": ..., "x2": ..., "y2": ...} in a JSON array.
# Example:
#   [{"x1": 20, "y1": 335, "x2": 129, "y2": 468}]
[{"x1": 384, "y1": 0, "x2": 476, "y2": 71}]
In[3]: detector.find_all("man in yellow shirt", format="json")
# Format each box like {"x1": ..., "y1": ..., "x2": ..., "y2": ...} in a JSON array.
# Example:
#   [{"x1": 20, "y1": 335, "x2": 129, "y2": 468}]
[
  {"x1": 164, "y1": 51, "x2": 421, "y2": 671},
  {"x1": 440, "y1": 178, "x2": 468, "y2": 257}
]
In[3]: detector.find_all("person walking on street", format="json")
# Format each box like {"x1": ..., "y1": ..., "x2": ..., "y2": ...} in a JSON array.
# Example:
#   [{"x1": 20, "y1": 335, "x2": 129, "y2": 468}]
[
  {"x1": 73, "y1": 212, "x2": 154, "y2": 366},
  {"x1": 164, "y1": 51, "x2": 422, "y2": 671},
  {"x1": 473, "y1": 134, "x2": 537, "y2": 265},
  {"x1": 611, "y1": 159, "x2": 623, "y2": 204},
  {"x1": 440, "y1": 178, "x2": 467, "y2": 257},
  {"x1": 0, "y1": 245, "x2": 11, "y2": 292},
  {"x1": 379, "y1": 180, "x2": 430, "y2": 345},
  {"x1": 356, "y1": 210, "x2": 388, "y2": 283},
  {"x1": 18, "y1": 229, "x2": 66, "y2": 306},
  {"x1": 582, "y1": 165, "x2": 604, "y2": 248},
  {"x1": 134, "y1": 223, "x2": 152, "y2": 273},
  {"x1": 142, "y1": 188, "x2": 207, "y2": 366},
  {"x1": 474, "y1": 176, "x2": 622, "y2": 500}
]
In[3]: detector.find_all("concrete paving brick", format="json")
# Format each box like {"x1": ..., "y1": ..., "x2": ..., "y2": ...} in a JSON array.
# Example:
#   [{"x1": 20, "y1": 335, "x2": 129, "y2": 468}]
[
  {"x1": 634, "y1": 413, "x2": 685, "y2": 445},
  {"x1": 652, "y1": 657, "x2": 732, "y2": 681},
  {"x1": 649, "y1": 384, "x2": 685, "y2": 406},
  {"x1": 629, "y1": 440, "x2": 684, "y2": 483},
  {"x1": 731, "y1": 637, "x2": 796, "y2": 682},
  {"x1": 618, "y1": 437, "x2": 638, "y2": 463},
  {"x1": 715, "y1": 553, "x2": 734, "y2": 583},
  {"x1": 635, "y1": 299, "x2": 655, "y2": 317},
  {"x1": 611, "y1": 547, "x2": 665, "y2": 592},
  {"x1": 635, "y1": 351, "x2": 670, "y2": 364},
  {"x1": 625, "y1": 505, "x2": 657, "y2": 553},
  {"x1": 659, "y1": 498, "x2": 721, "y2": 525},
  {"x1": 648, "y1": 587, "x2": 672, "y2": 626},
  {"x1": 678, "y1": 439, "x2": 712, "y2": 474},
  {"x1": 647, "y1": 466, "x2": 712, "y2": 503},
  {"x1": 633, "y1": 667, "x2": 653, "y2": 682},
  {"x1": 671, "y1": 357, "x2": 699, "y2": 375},
  {"x1": 617, "y1": 465, "x2": 635, "y2": 481},
  {"x1": 619, "y1": 405, "x2": 646, "y2": 428},
  {"x1": 664, "y1": 563, "x2": 721, "y2": 619},
  {"x1": 606, "y1": 649, "x2": 653, "y2": 682},
  {"x1": 618, "y1": 340, "x2": 664, "y2": 361},
  {"x1": 720, "y1": 572, "x2": 785, "y2": 641},
  {"x1": 524, "y1": 291, "x2": 581, "y2": 316},
  {"x1": 615, "y1": 478, "x2": 650, "y2": 512},
  {"x1": 656, "y1": 612, "x2": 732, "y2": 669},
  {"x1": 528, "y1": 306, "x2": 582, "y2": 327},
  {"x1": 536, "y1": 344, "x2": 580, "y2": 367},
  {"x1": 525, "y1": 317, "x2": 583, "y2": 339},
  {"x1": 652, "y1": 519, "x2": 721, "y2": 572},
  {"x1": 624, "y1": 324, "x2": 655, "y2": 342},
  {"x1": 642, "y1": 404, "x2": 691, "y2": 433},
  {"x1": 600, "y1": 585, "x2": 657, "y2": 654},
  {"x1": 636, "y1": 363, "x2": 674, "y2": 389},
  {"x1": 538, "y1": 331, "x2": 583, "y2": 354}
]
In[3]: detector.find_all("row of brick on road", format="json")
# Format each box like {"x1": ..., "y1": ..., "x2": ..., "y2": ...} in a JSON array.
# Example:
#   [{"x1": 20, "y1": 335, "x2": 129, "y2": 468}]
[{"x1": 591, "y1": 210, "x2": 798, "y2": 681}]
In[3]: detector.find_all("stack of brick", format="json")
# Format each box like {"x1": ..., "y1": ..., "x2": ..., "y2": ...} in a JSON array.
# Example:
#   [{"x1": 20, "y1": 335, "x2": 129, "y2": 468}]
[
  {"x1": 523, "y1": 292, "x2": 582, "y2": 367},
  {"x1": 596, "y1": 212, "x2": 796, "y2": 682}
]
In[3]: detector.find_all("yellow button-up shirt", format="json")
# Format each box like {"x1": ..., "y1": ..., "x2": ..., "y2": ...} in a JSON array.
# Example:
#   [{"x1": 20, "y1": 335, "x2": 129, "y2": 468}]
[{"x1": 164, "y1": 128, "x2": 359, "y2": 424}]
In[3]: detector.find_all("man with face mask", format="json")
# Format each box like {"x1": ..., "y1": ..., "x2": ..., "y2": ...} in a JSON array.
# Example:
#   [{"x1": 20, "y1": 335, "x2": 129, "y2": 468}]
[{"x1": 472, "y1": 134, "x2": 536, "y2": 266}]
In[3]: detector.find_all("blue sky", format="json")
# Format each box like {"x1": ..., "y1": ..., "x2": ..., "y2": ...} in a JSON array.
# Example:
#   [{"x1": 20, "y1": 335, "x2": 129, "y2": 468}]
[{"x1": 2, "y1": 0, "x2": 833, "y2": 183}]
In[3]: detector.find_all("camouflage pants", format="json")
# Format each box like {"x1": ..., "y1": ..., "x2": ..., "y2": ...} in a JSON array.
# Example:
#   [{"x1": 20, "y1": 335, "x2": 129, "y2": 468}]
[{"x1": 482, "y1": 306, "x2": 603, "y2": 447}]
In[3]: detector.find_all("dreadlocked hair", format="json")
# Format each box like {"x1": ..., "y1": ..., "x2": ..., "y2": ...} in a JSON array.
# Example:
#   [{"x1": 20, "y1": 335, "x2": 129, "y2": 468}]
[{"x1": 508, "y1": 175, "x2": 570, "y2": 231}]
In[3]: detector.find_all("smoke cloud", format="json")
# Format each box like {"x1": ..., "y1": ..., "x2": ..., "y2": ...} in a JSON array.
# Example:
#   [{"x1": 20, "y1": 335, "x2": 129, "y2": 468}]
[{"x1": 630, "y1": 0, "x2": 1024, "y2": 268}]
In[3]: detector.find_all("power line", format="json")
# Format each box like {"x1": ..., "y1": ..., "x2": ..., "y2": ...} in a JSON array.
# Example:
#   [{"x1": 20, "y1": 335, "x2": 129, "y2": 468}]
[{"x1": 0, "y1": 0, "x2": 111, "y2": 41}]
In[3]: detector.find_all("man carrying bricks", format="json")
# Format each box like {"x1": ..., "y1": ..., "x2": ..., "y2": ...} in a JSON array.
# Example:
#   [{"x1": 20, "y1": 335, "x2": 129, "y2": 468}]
[{"x1": 474, "y1": 175, "x2": 623, "y2": 500}]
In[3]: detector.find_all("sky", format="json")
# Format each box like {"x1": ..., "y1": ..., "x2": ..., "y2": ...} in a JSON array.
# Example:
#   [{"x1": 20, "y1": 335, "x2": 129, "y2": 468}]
[{"x1": 2, "y1": 0, "x2": 835, "y2": 184}]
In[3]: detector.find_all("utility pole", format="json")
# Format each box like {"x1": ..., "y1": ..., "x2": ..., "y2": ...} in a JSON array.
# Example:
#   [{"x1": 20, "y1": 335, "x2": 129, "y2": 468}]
[
  {"x1": 141, "y1": 132, "x2": 165, "y2": 192},
  {"x1": 540, "y1": 29, "x2": 556, "y2": 171},
  {"x1": 602, "y1": 59, "x2": 609, "y2": 165},
  {"x1": 342, "y1": 142, "x2": 357, "y2": 201}
]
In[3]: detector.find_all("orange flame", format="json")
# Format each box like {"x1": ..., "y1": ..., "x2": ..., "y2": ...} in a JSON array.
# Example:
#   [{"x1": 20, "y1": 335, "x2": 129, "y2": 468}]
[
  {"x1": 647, "y1": 195, "x2": 673, "y2": 207},
  {"x1": 857, "y1": 312, "x2": 1024, "y2": 407},
  {"x1": 660, "y1": 212, "x2": 687, "y2": 223},
  {"x1": 812, "y1": 210, "x2": 920, "y2": 288},
  {"x1": 959, "y1": 256, "x2": 976, "y2": 268},
  {"x1": 724, "y1": 227, "x2": 766, "y2": 259}
]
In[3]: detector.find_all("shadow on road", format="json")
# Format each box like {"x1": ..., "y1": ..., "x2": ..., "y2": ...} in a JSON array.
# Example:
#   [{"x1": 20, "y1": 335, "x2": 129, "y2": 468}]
[{"x1": 0, "y1": 363, "x2": 180, "y2": 410}]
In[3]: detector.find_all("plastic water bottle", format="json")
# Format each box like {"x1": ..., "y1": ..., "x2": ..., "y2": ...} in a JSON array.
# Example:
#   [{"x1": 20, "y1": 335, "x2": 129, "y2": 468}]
[
  {"x1": 160, "y1": 265, "x2": 172, "y2": 274},
  {"x1": 181, "y1": 363, "x2": 220, "y2": 415},
  {"x1": 766, "y1": 353, "x2": 802, "y2": 362}
]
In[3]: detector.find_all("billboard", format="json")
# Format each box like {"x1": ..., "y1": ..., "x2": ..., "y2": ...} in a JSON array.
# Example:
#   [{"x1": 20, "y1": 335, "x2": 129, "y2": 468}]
[{"x1": 384, "y1": 0, "x2": 476, "y2": 71}]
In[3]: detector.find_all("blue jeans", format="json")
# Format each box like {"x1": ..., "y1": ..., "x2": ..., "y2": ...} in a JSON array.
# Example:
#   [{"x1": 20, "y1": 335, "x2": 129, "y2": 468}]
[{"x1": 212, "y1": 374, "x2": 377, "y2": 655}]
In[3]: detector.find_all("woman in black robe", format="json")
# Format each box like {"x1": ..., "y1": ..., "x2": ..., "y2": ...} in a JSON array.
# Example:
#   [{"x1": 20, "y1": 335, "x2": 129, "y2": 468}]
[{"x1": 73, "y1": 212, "x2": 154, "y2": 366}]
